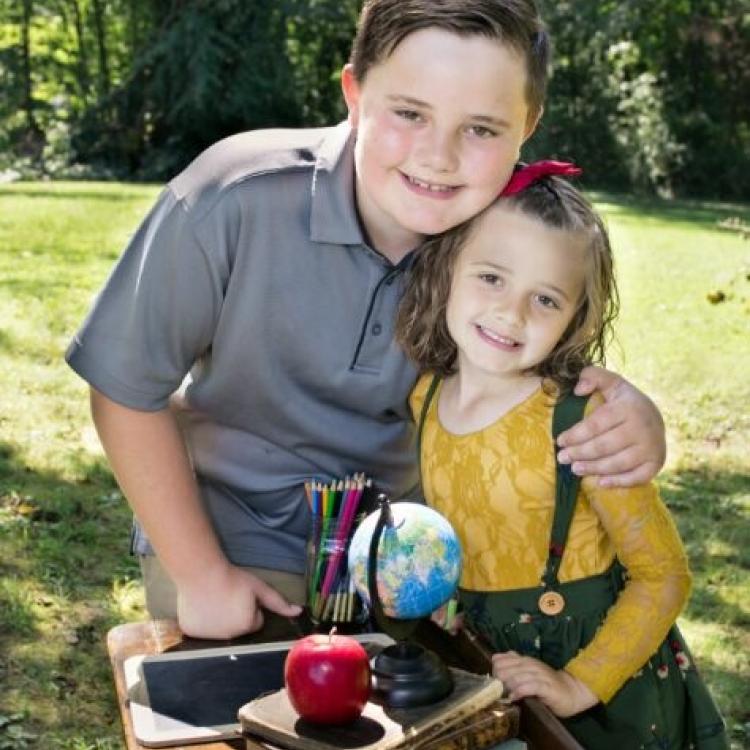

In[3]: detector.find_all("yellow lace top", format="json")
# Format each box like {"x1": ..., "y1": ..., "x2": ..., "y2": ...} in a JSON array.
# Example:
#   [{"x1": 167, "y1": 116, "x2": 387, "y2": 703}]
[{"x1": 411, "y1": 375, "x2": 691, "y2": 703}]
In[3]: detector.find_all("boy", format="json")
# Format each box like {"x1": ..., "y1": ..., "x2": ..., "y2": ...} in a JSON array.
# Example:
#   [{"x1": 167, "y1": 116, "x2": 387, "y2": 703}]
[{"x1": 67, "y1": 0, "x2": 665, "y2": 640}]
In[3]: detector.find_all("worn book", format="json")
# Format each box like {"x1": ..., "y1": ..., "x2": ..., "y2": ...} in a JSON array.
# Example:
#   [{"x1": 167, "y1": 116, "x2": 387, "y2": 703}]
[
  {"x1": 418, "y1": 699, "x2": 519, "y2": 750},
  {"x1": 239, "y1": 667, "x2": 505, "y2": 750}
]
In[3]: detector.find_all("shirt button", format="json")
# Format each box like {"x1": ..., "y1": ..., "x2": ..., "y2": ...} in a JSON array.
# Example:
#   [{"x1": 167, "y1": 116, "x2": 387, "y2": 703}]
[
  {"x1": 385, "y1": 276, "x2": 395, "y2": 286},
  {"x1": 371, "y1": 322, "x2": 383, "y2": 335}
]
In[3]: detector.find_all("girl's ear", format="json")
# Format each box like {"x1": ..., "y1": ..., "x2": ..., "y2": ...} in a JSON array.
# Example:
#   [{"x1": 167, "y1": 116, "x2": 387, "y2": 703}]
[{"x1": 340, "y1": 64, "x2": 361, "y2": 129}]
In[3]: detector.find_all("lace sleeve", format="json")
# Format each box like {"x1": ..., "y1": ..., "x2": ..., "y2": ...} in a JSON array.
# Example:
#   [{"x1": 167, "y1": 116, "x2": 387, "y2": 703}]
[{"x1": 564, "y1": 478, "x2": 692, "y2": 703}]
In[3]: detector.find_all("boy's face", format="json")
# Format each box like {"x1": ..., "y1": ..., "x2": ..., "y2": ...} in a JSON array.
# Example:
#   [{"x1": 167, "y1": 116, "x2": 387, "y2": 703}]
[
  {"x1": 446, "y1": 204, "x2": 587, "y2": 384},
  {"x1": 342, "y1": 28, "x2": 538, "y2": 260}
]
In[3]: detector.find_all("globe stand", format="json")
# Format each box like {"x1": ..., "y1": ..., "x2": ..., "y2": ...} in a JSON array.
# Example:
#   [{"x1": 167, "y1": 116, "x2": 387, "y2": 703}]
[{"x1": 367, "y1": 495, "x2": 453, "y2": 708}]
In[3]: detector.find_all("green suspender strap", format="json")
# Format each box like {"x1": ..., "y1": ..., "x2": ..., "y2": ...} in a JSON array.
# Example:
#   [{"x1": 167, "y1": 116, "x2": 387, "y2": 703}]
[
  {"x1": 415, "y1": 374, "x2": 441, "y2": 480},
  {"x1": 538, "y1": 392, "x2": 589, "y2": 604}
]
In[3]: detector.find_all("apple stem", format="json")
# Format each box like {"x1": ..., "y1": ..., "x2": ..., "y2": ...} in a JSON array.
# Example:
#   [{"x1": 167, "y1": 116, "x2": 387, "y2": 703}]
[{"x1": 328, "y1": 626, "x2": 337, "y2": 643}]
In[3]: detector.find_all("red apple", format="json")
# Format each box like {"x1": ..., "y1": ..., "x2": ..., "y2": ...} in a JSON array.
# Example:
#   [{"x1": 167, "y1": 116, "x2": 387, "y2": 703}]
[{"x1": 284, "y1": 629, "x2": 371, "y2": 725}]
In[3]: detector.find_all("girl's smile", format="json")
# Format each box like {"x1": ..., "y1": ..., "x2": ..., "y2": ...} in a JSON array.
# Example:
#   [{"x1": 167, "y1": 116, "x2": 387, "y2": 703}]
[{"x1": 474, "y1": 324, "x2": 523, "y2": 351}]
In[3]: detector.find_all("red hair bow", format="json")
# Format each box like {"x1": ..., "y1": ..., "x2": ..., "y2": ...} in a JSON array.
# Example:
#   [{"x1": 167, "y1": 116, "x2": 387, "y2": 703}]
[{"x1": 500, "y1": 160, "x2": 582, "y2": 196}]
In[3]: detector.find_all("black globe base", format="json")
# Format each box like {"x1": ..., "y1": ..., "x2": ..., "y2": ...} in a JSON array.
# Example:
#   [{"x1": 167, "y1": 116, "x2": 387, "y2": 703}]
[{"x1": 371, "y1": 640, "x2": 454, "y2": 708}]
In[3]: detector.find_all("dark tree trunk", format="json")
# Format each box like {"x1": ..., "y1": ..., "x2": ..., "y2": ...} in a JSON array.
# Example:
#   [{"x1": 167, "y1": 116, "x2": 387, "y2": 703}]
[
  {"x1": 20, "y1": 0, "x2": 36, "y2": 132},
  {"x1": 68, "y1": 0, "x2": 91, "y2": 102},
  {"x1": 91, "y1": 0, "x2": 110, "y2": 99},
  {"x1": 18, "y1": 0, "x2": 45, "y2": 162}
]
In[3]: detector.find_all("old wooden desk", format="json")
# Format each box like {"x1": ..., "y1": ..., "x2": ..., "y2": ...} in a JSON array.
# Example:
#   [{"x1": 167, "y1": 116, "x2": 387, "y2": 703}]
[{"x1": 107, "y1": 620, "x2": 582, "y2": 750}]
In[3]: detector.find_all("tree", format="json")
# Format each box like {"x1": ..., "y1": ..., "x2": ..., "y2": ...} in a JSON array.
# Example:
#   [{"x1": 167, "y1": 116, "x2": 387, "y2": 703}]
[
  {"x1": 1, "y1": 0, "x2": 747, "y2": 196},
  {"x1": 90, "y1": 0, "x2": 110, "y2": 99},
  {"x1": 17, "y1": 0, "x2": 45, "y2": 164},
  {"x1": 66, "y1": 0, "x2": 92, "y2": 104},
  {"x1": 70, "y1": 0, "x2": 359, "y2": 176}
]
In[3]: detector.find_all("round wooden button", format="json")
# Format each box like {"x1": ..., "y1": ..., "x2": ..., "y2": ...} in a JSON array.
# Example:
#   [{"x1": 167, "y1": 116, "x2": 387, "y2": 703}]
[{"x1": 538, "y1": 591, "x2": 565, "y2": 615}]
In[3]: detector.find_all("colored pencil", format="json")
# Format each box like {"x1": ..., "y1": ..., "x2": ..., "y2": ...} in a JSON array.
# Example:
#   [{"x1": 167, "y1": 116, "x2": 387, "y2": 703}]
[
  {"x1": 305, "y1": 473, "x2": 370, "y2": 623},
  {"x1": 319, "y1": 477, "x2": 365, "y2": 598}
]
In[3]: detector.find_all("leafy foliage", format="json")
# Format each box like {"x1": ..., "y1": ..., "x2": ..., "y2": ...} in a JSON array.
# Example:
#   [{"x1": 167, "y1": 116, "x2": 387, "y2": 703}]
[
  {"x1": 0, "y1": 0, "x2": 748, "y2": 197},
  {"x1": 527, "y1": 0, "x2": 749, "y2": 198}
]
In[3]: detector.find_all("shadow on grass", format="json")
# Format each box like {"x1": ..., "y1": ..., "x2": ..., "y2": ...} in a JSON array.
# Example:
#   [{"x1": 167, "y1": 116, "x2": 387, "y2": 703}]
[
  {"x1": 0, "y1": 439, "x2": 138, "y2": 634},
  {"x1": 1, "y1": 439, "x2": 140, "y2": 743},
  {"x1": 0, "y1": 327, "x2": 14, "y2": 353},
  {"x1": 660, "y1": 467, "x2": 749, "y2": 627}
]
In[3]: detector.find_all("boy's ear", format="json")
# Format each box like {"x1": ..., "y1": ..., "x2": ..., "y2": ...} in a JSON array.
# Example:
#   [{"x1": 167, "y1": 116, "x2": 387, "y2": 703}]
[
  {"x1": 340, "y1": 64, "x2": 361, "y2": 129},
  {"x1": 523, "y1": 106, "x2": 543, "y2": 144}
]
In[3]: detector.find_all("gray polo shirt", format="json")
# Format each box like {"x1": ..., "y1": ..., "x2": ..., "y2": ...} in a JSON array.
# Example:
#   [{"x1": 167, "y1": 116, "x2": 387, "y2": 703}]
[{"x1": 66, "y1": 122, "x2": 420, "y2": 574}]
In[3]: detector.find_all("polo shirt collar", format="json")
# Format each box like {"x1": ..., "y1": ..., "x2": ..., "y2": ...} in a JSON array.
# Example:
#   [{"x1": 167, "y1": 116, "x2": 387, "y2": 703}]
[{"x1": 310, "y1": 121, "x2": 365, "y2": 246}]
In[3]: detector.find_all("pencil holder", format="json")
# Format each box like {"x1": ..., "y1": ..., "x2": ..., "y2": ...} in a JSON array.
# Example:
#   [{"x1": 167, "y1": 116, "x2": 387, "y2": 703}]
[{"x1": 304, "y1": 475, "x2": 372, "y2": 627}]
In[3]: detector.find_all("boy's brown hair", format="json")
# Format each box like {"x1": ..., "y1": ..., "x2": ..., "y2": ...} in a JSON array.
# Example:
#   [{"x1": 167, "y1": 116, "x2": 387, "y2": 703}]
[
  {"x1": 350, "y1": 0, "x2": 550, "y2": 120},
  {"x1": 396, "y1": 177, "x2": 619, "y2": 393}
]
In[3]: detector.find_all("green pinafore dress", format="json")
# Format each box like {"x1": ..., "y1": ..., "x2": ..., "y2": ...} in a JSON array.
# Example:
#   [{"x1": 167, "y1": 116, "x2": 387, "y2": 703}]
[{"x1": 417, "y1": 377, "x2": 728, "y2": 750}]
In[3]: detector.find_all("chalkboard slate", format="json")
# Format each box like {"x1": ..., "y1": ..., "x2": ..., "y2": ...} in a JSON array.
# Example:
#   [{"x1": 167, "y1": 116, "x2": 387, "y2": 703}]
[{"x1": 142, "y1": 648, "x2": 288, "y2": 729}]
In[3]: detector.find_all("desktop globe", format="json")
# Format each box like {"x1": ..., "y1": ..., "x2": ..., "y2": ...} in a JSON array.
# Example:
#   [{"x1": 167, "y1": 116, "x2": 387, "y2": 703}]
[
  {"x1": 347, "y1": 501, "x2": 462, "y2": 620},
  {"x1": 347, "y1": 499, "x2": 462, "y2": 707}
]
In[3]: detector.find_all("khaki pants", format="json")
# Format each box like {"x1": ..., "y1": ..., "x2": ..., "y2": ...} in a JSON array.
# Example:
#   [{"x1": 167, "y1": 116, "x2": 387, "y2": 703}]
[{"x1": 139, "y1": 555, "x2": 307, "y2": 640}]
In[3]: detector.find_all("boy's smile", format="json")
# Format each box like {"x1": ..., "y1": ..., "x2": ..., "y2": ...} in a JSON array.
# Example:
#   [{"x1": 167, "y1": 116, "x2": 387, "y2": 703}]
[
  {"x1": 342, "y1": 28, "x2": 537, "y2": 262},
  {"x1": 401, "y1": 173, "x2": 459, "y2": 198},
  {"x1": 446, "y1": 203, "x2": 587, "y2": 386}
]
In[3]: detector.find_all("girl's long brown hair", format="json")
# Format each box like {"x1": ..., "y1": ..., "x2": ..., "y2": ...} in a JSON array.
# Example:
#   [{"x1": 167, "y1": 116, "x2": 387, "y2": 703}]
[{"x1": 396, "y1": 176, "x2": 619, "y2": 393}]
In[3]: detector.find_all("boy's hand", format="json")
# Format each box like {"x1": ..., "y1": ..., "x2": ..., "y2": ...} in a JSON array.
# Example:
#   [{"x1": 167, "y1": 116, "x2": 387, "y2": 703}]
[
  {"x1": 491, "y1": 651, "x2": 597, "y2": 718},
  {"x1": 177, "y1": 563, "x2": 302, "y2": 640},
  {"x1": 557, "y1": 365, "x2": 665, "y2": 487}
]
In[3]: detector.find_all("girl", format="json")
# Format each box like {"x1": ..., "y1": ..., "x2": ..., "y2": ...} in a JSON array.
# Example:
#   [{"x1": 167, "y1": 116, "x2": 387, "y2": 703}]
[{"x1": 396, "y1": 162, "x2": 727, "y2": 749}]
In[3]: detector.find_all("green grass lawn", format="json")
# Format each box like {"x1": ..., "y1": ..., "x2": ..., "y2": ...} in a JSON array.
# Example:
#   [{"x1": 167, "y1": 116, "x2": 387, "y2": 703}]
[{"x1": 1, "y1": 182, "x2": 748, "y2": 749}]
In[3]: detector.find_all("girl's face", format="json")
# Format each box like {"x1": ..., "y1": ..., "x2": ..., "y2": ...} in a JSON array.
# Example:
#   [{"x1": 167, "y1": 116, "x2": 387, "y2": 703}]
[
  {"x1": 446, "y1": 203, "x2": 587, "y2": 383},
  {"x1": 341, "y1": 28, "x2": 537, "y2": 260}
]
